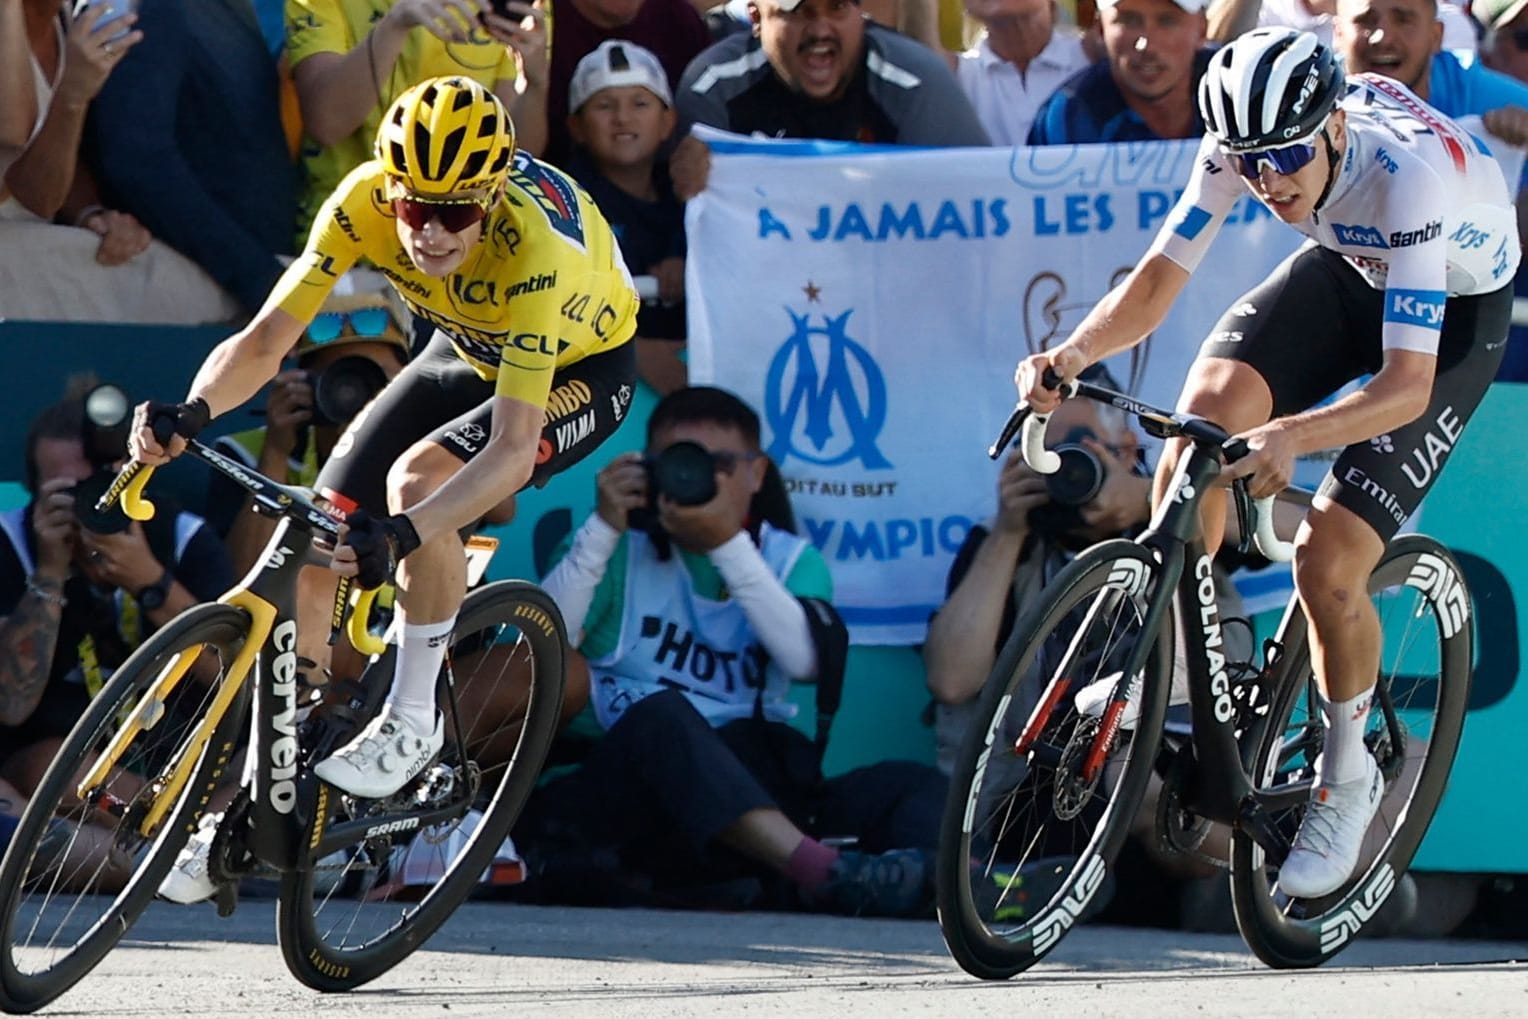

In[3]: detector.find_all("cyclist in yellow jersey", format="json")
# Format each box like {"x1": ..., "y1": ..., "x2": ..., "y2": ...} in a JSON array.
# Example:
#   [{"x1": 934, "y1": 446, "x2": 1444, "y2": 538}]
[{"x1": 130, "y1": 78, "x2": 637, "y2": 833}]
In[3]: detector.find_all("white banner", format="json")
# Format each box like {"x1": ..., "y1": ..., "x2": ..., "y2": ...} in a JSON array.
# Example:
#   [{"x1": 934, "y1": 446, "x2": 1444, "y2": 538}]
[{"x1": 686, "y1": 128, "x2": 1302, "y2": 643}]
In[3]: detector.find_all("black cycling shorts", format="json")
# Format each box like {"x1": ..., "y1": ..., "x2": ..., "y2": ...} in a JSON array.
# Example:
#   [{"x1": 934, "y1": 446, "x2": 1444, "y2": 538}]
[
  {"x1": 316, "y1": 330, "x2": 636, "y2": 516},
  {"x1": 1199, "y1": 245, "x2": 1509, "y2": 542}
]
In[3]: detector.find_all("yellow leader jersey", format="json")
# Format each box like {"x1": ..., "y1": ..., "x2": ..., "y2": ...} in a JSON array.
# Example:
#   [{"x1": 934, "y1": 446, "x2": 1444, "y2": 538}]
[
  {"x1": 285, "y1": 0, "x2": 519, "y2": 243},
  {"x1": 273, "y1": 153, "x2": 639, "y2": 407}
]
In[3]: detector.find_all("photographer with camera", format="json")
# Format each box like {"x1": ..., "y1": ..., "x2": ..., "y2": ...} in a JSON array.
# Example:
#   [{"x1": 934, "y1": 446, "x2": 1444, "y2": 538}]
[
  {"x1": 518, "y1": 386, "x2": 948, "y2": 917},
  {"x1": 924, "y1": 364, "x2": 1154, "y2": 743},
  {"x1": 924, "y1": 363, "x2": 1266, "y2": 924},
  {"x1": 204, "y1": 283, "x2": 410, "y2": 579},
  {"x1": 0, "y1": 378, "x2": 234, "y2": 803}
]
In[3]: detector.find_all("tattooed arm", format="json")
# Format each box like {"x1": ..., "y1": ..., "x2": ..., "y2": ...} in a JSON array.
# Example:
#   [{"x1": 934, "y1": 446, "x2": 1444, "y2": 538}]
[{"x1": 0, "y1": 481, "x2": 75, "y2": 727}]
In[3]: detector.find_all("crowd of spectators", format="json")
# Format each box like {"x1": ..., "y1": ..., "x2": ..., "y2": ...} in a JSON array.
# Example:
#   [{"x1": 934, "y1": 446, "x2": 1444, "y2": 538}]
[{"x1": 4, "y1": 0, "x2": 1528, "y2": 925}]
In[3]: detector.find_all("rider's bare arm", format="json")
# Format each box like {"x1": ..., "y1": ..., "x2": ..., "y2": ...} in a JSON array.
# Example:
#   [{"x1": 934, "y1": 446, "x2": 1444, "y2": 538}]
[
  {"x1": 1263, "y1": 350, "x2": 1435, "y2": 458},
  {"x1": 187, "y1": 307, "x2": 308, "y2": 418},
  {"x1": 1058, "y1": 252, "x2": 1192, "y2": 366},
  {"x1": 399, "y1": 394, "x2": 543, "y2": 544}
]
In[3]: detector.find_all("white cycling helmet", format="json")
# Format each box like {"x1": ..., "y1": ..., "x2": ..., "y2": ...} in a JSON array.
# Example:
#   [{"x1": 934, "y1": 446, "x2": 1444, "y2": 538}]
[{"x1": 1199, "y1": 28, "x2": 1346, "y2": 151}]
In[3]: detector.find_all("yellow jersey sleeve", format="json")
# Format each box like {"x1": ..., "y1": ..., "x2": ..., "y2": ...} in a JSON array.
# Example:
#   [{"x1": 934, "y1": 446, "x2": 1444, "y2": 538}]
[{"x1": 272, "y1": 164, "x2": 376, "y2": 325}]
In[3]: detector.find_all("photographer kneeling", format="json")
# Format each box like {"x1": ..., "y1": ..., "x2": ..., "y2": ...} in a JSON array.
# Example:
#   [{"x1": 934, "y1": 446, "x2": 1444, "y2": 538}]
[
  {"x1": 519, "y1": 386, "x2": 947, "y2": 916},
  {"x1": 0, "y1": 380, "x2": 234, "y2": 886},
  {"x1": 924, "y1": 364, "x2": 1255, "y2": 923}
]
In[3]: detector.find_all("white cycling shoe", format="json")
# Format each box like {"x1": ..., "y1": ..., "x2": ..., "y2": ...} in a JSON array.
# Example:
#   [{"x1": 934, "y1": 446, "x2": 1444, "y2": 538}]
[
  {"x1": 312, "y1": 705, "x2": 444, "y2": 800},
  {"x1": 159, "y1": 810, "x2": 223, "y2": 904},
  {"x1": 1073, "y1": 644, "x2": 1191, "y2": 729},
  {"x1": 1278, "y1": 754, "x2": 1384, "y2": 899}
]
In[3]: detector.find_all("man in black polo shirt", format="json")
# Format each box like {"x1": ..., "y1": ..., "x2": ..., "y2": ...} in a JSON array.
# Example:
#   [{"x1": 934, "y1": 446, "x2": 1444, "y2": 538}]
[{"x1": 670, "y1": 0, "x2": 989, "y2": 199}]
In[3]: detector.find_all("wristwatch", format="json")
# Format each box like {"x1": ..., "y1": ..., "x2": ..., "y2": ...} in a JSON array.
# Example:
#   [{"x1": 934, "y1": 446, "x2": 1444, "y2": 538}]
[{"x1": 136, "y1": 568, "x2": 174, "y2": 611}]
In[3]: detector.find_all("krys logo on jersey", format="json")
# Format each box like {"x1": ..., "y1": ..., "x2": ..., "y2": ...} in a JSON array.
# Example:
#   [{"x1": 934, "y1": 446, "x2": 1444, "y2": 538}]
[{"x1": 761, "y1": 304, "x2": 973, "y2": 565}]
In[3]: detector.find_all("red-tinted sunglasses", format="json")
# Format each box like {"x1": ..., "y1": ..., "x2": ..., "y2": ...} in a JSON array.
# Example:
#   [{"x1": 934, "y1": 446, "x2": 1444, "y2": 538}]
[{"x1": 392, "y1": 196, "x2": 490, "y2": 233}]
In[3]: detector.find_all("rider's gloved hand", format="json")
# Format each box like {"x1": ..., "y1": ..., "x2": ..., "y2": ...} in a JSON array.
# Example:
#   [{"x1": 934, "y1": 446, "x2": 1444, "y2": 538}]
[
  {"x1": 340, "y1": 510, "x2": 422, "y2": 590},
  {"x1": 130, "y1": 397, "x2": 212, "y2": 464}
]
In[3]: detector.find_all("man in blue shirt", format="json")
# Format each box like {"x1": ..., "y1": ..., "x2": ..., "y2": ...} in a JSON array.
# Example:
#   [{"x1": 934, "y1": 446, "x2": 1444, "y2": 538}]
[
  {"x1": 1028, "y1": 0, "x2": 1212, "y2": 144},
  {"x1": 1335, "y1": 0, "x2": 1528, "y2": 143}
]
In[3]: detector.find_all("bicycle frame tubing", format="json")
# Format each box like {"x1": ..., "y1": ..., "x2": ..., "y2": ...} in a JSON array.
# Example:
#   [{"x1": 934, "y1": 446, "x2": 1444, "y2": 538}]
[
  {"x1": 88, "y1": 441, "x2": 374, "y2": 872},
  {"x1": 997, "y1": 376, "x2": 1304, "y2": 858}
]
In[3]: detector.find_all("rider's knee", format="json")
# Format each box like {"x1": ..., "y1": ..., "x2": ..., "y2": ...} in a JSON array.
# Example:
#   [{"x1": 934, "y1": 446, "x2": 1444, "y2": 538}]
[
  {"x1": 386, "y1": 442, "x2": 454, "y2": 513},
  {"x1": 1292, "y1": 539, "x2": 1369, "y2": 617}
]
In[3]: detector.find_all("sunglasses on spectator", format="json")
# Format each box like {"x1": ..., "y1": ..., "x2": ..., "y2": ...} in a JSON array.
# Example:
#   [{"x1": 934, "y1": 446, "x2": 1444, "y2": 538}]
[
  {"x1": 1226, "y1": 140, "x2": 1319, "y2": 180},
  {"x1": 392, "y1": 195, "x2": 491, "y2": 233},
  {"x1": 307, "y1": 307, "x2": 393, "y2": 344}
]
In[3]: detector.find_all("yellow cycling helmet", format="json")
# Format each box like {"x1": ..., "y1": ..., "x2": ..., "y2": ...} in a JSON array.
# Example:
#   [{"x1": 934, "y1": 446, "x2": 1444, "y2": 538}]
[{"x1": 377, "y1": 77, "x2": 515, "y2": 199}]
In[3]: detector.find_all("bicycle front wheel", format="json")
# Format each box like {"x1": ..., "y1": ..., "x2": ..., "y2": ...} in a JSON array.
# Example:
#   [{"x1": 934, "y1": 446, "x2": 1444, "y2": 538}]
[
  {"x1": 936, "y1": 540, "x2": 1172, "y2": 980},
  {"x1": 276, "y1": 580, "x2": 566, "y2": 992},
  {"x1": 1230, "y1": 534, "x2": 1472, "y2": 968},
  {"x1": 0, "y1": 603, "x2": 251, "y2": 1014}
]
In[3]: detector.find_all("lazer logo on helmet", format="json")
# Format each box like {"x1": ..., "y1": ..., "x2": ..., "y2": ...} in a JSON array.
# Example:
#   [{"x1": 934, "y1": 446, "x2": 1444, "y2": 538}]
[
  {"x1": 1386, "y1": 289, "x2": 1447, "y2": 329},
  {"x1": 1333, "y1": 223, "x2": 1389, "y2": 249}
]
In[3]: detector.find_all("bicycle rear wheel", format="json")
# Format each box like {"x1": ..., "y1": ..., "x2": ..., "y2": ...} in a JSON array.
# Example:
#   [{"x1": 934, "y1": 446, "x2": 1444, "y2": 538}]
[
  {"x1": 276, "y1": 580, "x2": 566, "y2": 992},
  {"x1": 1230, "y1": 534, "x2": 1471, "y2": 967},
  {"x1": 0, "y1": 603, "x2": 251, "y2": 1014},
  {"x1": 936, "y1": 540, "x2": 1171, "y2": 980}
]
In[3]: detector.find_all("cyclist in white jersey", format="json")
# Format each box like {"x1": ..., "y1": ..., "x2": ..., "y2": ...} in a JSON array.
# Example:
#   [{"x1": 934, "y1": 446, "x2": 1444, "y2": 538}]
[{"x1": 1015, "y1": 27, "x2": 1516, "y2": 900}]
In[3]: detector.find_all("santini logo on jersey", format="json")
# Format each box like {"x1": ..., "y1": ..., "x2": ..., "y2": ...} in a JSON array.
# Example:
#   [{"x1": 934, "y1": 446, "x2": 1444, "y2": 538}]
[
  {"x1": 1385, "y1": 288, "x2": 1447, "y2": 329},
  {"x1": 1389, "y1": 221, "x2": 1442, "y2": 248},
  {"x1": 1333, "y1": 223, "x2": 1389, "y2": 249}
]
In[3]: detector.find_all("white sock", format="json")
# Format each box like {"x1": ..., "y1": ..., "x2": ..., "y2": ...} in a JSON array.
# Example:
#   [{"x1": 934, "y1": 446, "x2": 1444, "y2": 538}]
[
  {"x1": 385, "y1": 616, "x2": 456, "y2": 733},
  {"x1": 1317, "y1": 684, "x2": 1376, "y2": 786}
]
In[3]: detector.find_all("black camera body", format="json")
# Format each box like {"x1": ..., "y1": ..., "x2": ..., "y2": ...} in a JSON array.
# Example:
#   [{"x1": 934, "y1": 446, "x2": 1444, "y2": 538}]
[
  {"x1": 72, "y1": 384, "x2": 134, "y2": 535},
  {"x1": 1027, "y1": 442, "x2": 1106, "y2": 542},
  {"x1": 305, "y1": 355, "x2": 388, "y2": 428},
  {"x1": 628, "y1": 441, "x2": 719, "y2": 531}
]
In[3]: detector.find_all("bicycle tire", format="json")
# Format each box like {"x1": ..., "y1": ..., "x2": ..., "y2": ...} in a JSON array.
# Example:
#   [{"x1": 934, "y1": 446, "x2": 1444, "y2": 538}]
[
  {"x1": 0, "y1": 603, "x2": 252, "y2": 1014},
  {"x1": 276, "y1": 580, "x2": 567, "y2": 992},
  {"x1": 1230, "y1": 534, "x2": 1471, "y2": 967},
  {"x1": 936, "y1": 540, "x2": 1172, "y2": 980}
]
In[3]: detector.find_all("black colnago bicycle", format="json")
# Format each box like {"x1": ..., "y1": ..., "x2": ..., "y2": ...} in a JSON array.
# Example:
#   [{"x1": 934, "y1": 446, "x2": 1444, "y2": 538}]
[
  {"x1": 0, "y1": 422, "x2": 567, "y2": 1014},
  {"x1": 935, "y1": 373, "x2": 1472, "y2": 977}
]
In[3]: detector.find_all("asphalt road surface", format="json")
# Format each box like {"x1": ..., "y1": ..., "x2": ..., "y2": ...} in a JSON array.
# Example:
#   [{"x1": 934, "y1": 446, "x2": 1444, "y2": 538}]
[{"x1": 23, "y1": 901, "x2": 1527, "y2": 1018}]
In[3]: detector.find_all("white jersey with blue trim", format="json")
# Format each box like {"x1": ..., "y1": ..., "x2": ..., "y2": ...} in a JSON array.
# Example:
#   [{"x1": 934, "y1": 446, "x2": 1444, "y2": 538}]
[{"x1": 1152, "y1": 73, "x2": 1520, "y2": 356}]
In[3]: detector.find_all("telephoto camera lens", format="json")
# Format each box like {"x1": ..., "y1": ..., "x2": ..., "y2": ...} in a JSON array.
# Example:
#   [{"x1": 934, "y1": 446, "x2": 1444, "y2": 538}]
[
  {"x1": 651, "y1": 441, "x2": 718, "y2": 506},
  {"x1": 311, "y1": 356, "x2": 388, "y2": 427},
  {"x1": 1043, "y1": 444, "x2": 1106, "y2": 506}
]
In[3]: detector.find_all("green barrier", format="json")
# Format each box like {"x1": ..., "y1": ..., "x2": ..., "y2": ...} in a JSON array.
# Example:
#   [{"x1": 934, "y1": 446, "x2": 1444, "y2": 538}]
[
  {"x1": 17, "y1": 323, "x2": 1521, "y2": 863},
  {"x1": 1407, "y1": 383, "x2": 1527, "y2": 871}
]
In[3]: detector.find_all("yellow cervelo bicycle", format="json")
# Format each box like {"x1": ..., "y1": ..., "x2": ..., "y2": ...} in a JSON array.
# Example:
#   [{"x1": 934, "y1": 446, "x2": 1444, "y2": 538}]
[{"x1": 0, "y1": 430, "x2": 566, "y2": 1014}]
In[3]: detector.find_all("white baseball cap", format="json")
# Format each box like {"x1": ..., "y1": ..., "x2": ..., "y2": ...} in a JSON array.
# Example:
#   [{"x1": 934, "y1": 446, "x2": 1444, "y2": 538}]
[
  {"x1": 1095, "y1": 0, "x2": 1208, "y2": 12},
  {"x1": 568, "y1": 40, "x2": 673, "y2": 112}
]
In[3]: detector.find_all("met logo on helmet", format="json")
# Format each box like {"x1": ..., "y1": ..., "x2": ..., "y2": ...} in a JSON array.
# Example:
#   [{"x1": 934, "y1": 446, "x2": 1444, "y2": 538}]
[{"x1": 1333, "y1": 223, "x2": 1389, "y2": 249}]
